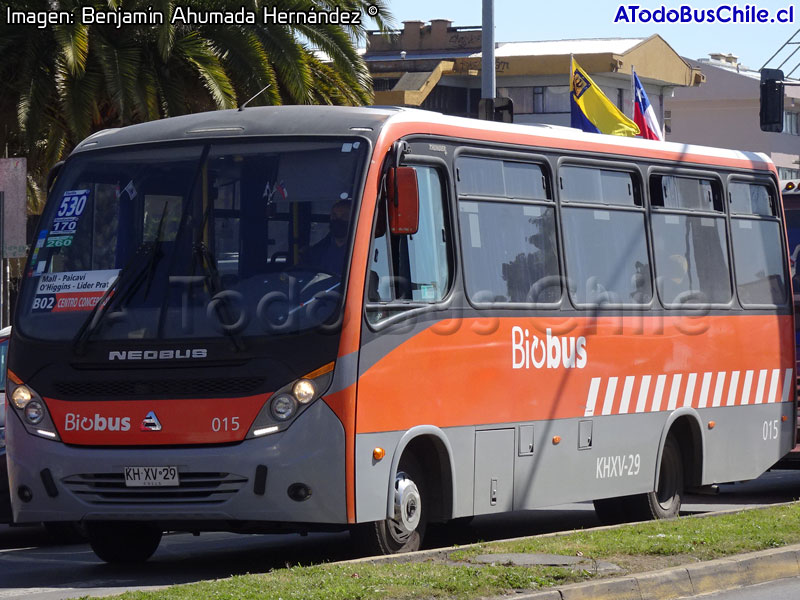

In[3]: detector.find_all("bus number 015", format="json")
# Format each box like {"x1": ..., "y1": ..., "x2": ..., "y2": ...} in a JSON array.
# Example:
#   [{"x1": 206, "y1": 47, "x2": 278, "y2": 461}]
[
  {"x1": 762, "y1": 419, "x2": 779, "y2": 441},
  {"x1": 211, "y1": 417, "x2": 240, "y2": 432}
]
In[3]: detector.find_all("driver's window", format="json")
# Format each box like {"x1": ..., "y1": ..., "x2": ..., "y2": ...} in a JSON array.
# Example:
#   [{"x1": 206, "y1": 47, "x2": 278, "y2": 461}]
[{"x1": 366, "y1": 166, "x2": 451, "y2": 323}]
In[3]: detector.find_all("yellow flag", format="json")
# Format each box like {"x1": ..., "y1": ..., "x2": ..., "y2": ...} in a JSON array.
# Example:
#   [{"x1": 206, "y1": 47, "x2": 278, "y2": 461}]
[{"x1": 570, "y1": 58, "x2": 639, "y2": 137}]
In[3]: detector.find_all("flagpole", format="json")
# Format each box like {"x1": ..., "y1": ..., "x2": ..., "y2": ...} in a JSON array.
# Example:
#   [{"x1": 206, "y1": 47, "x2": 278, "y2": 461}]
[{"x1": 630, "y1": 64, "x2": 636, "y2": 121}]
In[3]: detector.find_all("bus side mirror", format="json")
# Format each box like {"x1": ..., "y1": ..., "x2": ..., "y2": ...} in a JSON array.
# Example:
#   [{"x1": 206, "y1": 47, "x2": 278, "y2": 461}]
[
  {"x1": 760, "y1": 68, "x2": 784, "y2": 132},
  {"x1": 387, "y1": 167, "x2": 419, "y2": 235}
]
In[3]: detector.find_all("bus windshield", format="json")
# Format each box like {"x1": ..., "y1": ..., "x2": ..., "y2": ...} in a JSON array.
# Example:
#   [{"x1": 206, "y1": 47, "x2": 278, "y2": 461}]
[{"x1": 18, "y1": 138, "x2": 367, "y2": 342}]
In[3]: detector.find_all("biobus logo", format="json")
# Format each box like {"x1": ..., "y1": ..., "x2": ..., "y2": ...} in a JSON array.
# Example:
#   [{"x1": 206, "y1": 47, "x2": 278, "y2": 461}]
[
  {"x1": 64, "y1": 413, "x2": 131, "y2": 432},
  {"x1": 512, "y1": 326, "x2": 587, "y2": 370}
]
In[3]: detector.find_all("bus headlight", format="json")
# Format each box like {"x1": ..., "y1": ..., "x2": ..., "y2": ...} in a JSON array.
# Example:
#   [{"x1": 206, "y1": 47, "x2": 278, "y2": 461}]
[
  {"x1": 245, "y1": 362, "x2": 335, "y2": 439},
  {"x1": 270, "y1": 394, "x2": 297, "y2": 421},
  {"x1": 24, "y1": 401, "x2": 44, "y2": 424},
  {"x1": 6, "y1": 381, "x2": 61, "y2": 442},
  {"x1": 292, "y1": 379, "x2": 316, "y2": 404},
  {"x1": 11, "y1": 385, "x2": 33, "y2": 408}
]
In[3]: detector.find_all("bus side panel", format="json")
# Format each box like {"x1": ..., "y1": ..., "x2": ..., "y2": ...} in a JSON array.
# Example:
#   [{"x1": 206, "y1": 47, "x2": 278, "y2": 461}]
[
  {"x1": 700, "y1": 403, "x2": 795, "y2": 482},
  {"x1": 354, "y1": 313, "x2": 793, "y2": 516}
]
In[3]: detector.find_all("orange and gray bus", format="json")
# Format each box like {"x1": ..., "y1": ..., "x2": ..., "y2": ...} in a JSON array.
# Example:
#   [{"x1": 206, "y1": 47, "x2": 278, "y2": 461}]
[{"x1": 6, "y1": 106, "x2": 795, "y2": 562}]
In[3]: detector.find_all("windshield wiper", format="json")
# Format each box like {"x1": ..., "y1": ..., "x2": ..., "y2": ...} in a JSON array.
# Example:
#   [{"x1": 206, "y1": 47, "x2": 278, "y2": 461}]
[
  {"x1": 72, "y1": 244, "x2": 153, "y2": 355},
  {"x1": 72, "y1": 202, "x2": 172, "y2": 355}
]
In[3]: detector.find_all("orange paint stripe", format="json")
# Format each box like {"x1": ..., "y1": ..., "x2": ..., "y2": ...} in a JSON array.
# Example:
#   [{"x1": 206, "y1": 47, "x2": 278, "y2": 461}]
[{"x1": 303, "y1": 361, "x2": 335, "y2": 380}]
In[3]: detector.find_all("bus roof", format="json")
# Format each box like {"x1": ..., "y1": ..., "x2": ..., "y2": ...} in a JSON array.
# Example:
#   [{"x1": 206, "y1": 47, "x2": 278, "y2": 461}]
[{"x1": 71, "y1": 105, "x2": 774, "y2": 173}]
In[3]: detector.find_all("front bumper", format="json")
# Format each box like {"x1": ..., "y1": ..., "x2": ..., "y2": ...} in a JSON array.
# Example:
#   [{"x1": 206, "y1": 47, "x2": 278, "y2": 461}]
[{"x1": 7, "y1": 400, "x2": 346, "y2": 527}]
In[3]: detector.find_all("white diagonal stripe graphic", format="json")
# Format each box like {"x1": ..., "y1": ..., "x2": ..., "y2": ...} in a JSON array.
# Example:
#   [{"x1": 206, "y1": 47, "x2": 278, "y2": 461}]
[
  {"x1": 602, "y1": 377, "x2": 618, "y2": 416},
  {"x1": 782, "y1": 368, "x2": 794, "y2": 403},
  {"x1": 620, "y1": 376, "x2": 635, "y2": 414},
  {"x1": 683, "y1": 373, "x2": 697, "y2": 408},
  {"x1": 755, "y1": 369, "x2": 767, "y2": 404},
  {"x1": 585, "y1": 377, "x2": 601, "y2": 417},
  {"x1": 726, "y1": 371, "x2": 740, "y2": 407},
  {"x1": 651, "y1": 374, "x2": 666, "y2": 412},
  {"x1": 712, "y1": 372, "x2": 726, "y2": 407},
  {"x1": 698, "y1": 372, "x2": 712, "y2": 408},
  {"x1": 667, "y1": 374, "x2": 682, "y2": 411},
  {"x1": 741, "y1": 370, "x2": 754, "y2": 405},
  {"x1": 635, "y1": 375, "x2": 651, "y2": 413},
  {"x1": 767, "y1": 369, "x2": 780, "y2": 403}
]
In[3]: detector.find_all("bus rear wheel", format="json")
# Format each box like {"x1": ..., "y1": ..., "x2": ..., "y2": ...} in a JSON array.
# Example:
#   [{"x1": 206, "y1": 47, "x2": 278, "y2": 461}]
[
  {"x1": 351, "y1": 456, "x2": 427, "y2": 555},
  {"x1": 628, "y1": 435, "x2": 684, "y2": 521},
  {"x1": 87, "y1": 522, "x2": 162, "y2": 563},
  {"x1": 594, "y1": 436, "x2": 684, "y2": 524}
]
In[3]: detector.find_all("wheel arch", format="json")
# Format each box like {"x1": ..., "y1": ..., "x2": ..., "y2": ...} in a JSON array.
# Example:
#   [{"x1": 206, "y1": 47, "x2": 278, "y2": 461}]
[
  {"x1": 386, "y1": 426, "x2": 456, "y2": 523},
  {"x1": 655, "y1": 408, "x2": 705, "y2": 491}
]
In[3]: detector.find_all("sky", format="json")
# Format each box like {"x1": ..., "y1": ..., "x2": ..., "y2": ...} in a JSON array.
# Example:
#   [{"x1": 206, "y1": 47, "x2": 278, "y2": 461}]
[{"x1": 374, "y1": 0, "x2": 800, "y2": 72}]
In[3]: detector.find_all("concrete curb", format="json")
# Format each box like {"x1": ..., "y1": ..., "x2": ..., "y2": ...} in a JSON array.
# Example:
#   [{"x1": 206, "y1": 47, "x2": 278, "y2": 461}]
[{"x1": 515, "y1": 544, "x2": 800, "y2": 600}]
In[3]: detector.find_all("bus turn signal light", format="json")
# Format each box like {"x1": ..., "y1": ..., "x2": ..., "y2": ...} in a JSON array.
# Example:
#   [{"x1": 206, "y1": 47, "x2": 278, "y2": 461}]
[
  {"x1": 373, "y1": 447, "x2": 385, "y2": 460},
  {"x1": 552, "y1": 436, "x2": 561, "y2": 445},
  {"x1": 782, "y1": 415, "x2": 788, "y2": 422},
  {"x1": 708, "y1": 421, "x2": 716, "y2": 429}
]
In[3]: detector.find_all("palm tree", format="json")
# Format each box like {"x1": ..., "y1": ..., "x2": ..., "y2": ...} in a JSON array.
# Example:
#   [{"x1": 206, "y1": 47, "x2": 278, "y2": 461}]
[{"x1": 0, "y1": 0, "x2": 392, "y2": 209}]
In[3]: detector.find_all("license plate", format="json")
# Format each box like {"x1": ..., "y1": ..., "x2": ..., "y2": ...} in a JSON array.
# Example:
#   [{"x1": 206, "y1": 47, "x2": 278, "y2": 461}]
[{"x1": 124, "y1": 466, "x2": 179, "y2": 487}]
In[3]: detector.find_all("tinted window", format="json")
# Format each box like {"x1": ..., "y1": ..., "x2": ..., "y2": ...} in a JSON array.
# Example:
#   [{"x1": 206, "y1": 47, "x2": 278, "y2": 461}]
[
  {"x1": 729, "y1": 183, "x2": 786, "y2": 305},
  {"x1": 652, "y1": 214, "x2": 731, "y2": 305},
  {"x1": 560, "y1": 167, "x2": 636, "y2": 206},
  {"x1": 459, "y1": 201, "x2": 560, "y2": 304},
  {"x1": 729, "y1": 182, "x2": 775, "y2": 216},
  {"x1": 367, "y1": 166, "x2": 451, "y2": 321},
  {"x1": 652, "y1": 175, "x2": 720, "y2": 211},
  {"x1": 562, "y1": 207, "x2": 652, "y2": 305},
  {"x1": 409, "y1": 167, "x2": 450, "y2": 301},
  {"x1": 457, "y1": 157, "x2": 547, "y2": 199}
]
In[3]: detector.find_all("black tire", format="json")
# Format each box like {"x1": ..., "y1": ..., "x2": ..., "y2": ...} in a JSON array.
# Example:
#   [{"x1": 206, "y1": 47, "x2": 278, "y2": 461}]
[
  {"x1": 87, "y1": 522, "x2": 162, "y2": 563},
  {"x1": 627, "y1": 436, "x2": 684, "y2": 521},
  {"x1": 351, "y1": 455, "x2": 427, "y2": 555}
]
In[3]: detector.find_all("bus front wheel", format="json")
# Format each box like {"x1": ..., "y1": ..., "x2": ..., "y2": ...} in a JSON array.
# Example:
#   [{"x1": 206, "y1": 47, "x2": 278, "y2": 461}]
[
  {"x1": 87, "y1": 522, "x2": 162, "y2": 563},
  {"x1": 351, "y1": 455, "x2": 427, "y2": 555}
]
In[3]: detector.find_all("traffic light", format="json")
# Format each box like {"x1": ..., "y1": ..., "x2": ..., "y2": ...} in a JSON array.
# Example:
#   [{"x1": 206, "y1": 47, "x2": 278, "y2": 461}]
[
  {"x1": 479, "y1": 97, "x2": 514, "y2": 123},
  {"x1": 760, "y1": 68, "x2": 785, "y2": 132}
]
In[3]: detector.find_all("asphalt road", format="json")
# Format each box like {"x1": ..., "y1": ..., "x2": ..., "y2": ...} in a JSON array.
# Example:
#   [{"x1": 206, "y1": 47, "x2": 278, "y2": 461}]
[{"x1": 0, "y1": 469, "x2": 798, "y2": 600}]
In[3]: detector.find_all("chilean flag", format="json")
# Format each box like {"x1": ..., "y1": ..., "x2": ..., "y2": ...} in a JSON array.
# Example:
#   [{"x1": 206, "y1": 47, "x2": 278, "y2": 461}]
[{"x1": 632, "y1": 69, "x2": 664, "y2": 141}]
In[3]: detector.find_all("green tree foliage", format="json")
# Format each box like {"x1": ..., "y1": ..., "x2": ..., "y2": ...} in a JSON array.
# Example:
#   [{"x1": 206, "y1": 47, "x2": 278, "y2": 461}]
[{"x1": 0, "y1": 0, "x2": 392, "y2": 212}]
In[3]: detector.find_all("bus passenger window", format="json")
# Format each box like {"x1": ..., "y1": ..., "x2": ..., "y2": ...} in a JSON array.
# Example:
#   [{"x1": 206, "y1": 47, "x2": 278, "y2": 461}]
[
  {"x1": 366, "y1": 166, "x2": 451, "y2": 322},
  {"x1": 457, "y1": 157, "x2": 547, "y2": 200},
  {"x1": 729, "y1": 182, "x2": 786, "y2": 305},
  {"x1": 459, "y1": 201, "x2": 560, "y2": 304},
  {"x1": 559, "y1": 167, "x2": 651, "y2": 306},
  {"x1": 560, "y1": 166, "x2": 636, "y2": 206},
  {"x1": 650, "y1": 176, "x2": 731, "y2": 306}
]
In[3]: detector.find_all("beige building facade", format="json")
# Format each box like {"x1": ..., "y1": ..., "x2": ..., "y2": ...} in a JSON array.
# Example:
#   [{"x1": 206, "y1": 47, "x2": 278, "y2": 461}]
[{"x1": 365, "y1": 20, "x2": 704, "y2": 130}]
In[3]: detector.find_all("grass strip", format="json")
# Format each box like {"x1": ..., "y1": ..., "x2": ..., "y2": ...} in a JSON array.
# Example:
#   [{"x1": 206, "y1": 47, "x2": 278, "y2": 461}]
[{"x1": 98, "y1": 503, "x2": 800, "y2": 600}]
